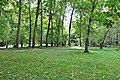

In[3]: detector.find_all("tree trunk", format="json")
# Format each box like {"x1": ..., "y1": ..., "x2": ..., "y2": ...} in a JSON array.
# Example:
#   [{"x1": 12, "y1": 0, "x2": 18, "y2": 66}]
[
  {"x1": 51, "y1": 16, "x2": 53, "y2": 47},
  {"x1": 6, "y1": 41, "x2": 9, "y2": 48},
  {"x1": 79, "y1": 15, "x2": 82, "y2": 47},
  {"x1": 57, "y1": 18, "x2": 60, "y2": 47},
  {"x1": 116, "y1": 34, "x2": 119, "y2": 46},
  {"x1": 68, "y1": 8, "x2": 74, "y2": 46},
  {"x1": 62, "y1": 0, "x2": 67, "y2": 46},
  {"x1": 21, "y1": 40, "x2": 23, "y2": 48},
  {"x1": 45, "y1": 0, "x2": 52, "y2": 47},
  {"x1": 10, "y1": 14, "x2": 14, "y2": 34},
  {"x1": 109, "y1": 30, "x2": 112, "y2": 47},
  {"x1": 100, "y1": 28, "x2": 110, "y2": 49},
  {"x1": 57, "y1": 28, "x2": 59, "y2": 46},
  {"x1": 46, "y1": 12, "x2": 51, "y2": 47},
  {"x1": 28, "y1": 1, "x2": 32, "y2": 47},
  {"x1": 80, "y1": 28, "x2": 82, "y2": 47},
  {"x1": 16, "y1": 0, "x2": 22, "y2": 48},
  {"x1": 32, "y1": 0, "x2": 41, "y2": 48},
  {"x1": 84, "y1": 17, "x2": 92, "y2": 52},
  {"x1": 84, "y1": 0, "x2": 98, "y2": 53},
  {"x1": 40, "y1": 2, "x2": 43, "y2": 47},
  {"x1": 51, "y1": 0, "x2": 56, "y2": 47}
]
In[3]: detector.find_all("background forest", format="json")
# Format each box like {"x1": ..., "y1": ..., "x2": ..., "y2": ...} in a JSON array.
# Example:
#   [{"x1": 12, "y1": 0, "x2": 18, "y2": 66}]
[{"x1": 0, "y1": 0, "x2": 120, "y2": 52}]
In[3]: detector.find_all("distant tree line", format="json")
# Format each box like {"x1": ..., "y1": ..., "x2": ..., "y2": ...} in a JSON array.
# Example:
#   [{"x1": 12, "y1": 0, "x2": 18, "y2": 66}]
[{"x1": 0, "y1": 0, "x2": 120, "y2": 52}]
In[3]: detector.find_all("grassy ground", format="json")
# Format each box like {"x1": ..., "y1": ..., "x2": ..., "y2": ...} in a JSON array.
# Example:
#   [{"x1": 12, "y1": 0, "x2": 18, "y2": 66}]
[{"x1": 0, "y1": 47, "x2": 120, "y2": 80}]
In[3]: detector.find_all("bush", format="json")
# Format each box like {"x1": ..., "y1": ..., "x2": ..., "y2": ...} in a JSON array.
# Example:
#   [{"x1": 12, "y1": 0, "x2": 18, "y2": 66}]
[{"x1": 115, "y1": 46, "x2": 120, "y2": 51}]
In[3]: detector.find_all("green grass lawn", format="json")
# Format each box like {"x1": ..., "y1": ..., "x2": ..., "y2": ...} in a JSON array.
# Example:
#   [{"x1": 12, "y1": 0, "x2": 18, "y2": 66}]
[{"x1": 0, "y1": 47, "x2": 120, "y2": 80}]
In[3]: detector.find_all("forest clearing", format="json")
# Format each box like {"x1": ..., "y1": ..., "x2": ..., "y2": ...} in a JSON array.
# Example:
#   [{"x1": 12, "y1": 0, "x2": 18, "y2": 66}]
[{"x1": 0, "y1": 0, "x2": 120, "y2": 79}]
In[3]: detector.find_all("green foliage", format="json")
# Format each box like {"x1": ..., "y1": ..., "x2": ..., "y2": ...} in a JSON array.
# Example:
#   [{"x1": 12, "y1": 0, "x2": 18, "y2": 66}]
[
  {"x1": 0, "y1": 14, "x2": 11, "y2": 41},
  {"x1": 115, "y1": 46, "x2": 120, "y2": 51},
  {"x1": 103, "y1": 19, "x2": 114, "y2": 28},
  {"x1": 0, "y1": 0, "x2": 120, "y2": 48}
]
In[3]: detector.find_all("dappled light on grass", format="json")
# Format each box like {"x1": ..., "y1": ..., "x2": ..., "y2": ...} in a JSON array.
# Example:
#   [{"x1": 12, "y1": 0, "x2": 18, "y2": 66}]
[{"x1": 0, "y1": 48, "x2": 120, "y2": 79}]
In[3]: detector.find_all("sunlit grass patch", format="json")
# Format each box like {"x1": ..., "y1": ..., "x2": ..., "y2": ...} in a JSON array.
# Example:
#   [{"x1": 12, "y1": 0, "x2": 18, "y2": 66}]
[{"x1": 0, "y1": 48, "x2": 120, "y2": 80}]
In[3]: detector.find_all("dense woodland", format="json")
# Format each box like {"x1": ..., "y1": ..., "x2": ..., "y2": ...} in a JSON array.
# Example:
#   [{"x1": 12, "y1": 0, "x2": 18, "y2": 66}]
[{"x1": 0, "y1": 0, "x2": 120, "y2": 52}]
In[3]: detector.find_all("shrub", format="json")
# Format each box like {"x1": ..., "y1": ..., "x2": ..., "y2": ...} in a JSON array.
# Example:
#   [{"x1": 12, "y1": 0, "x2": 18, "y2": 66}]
[{"x1": 115, "y1": 46, "x2": 120, "y2": 51}]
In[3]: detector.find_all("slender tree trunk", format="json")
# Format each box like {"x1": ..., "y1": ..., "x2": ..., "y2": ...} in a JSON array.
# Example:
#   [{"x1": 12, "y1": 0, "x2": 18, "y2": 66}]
[
  {"x1": 57, "y1": 17, "x2": 61, "y2": 47},
  {"x1": 16, "y1": 0, "x2": 22, "y2": 48},
  {"x1": 109, "y1": 30, "x2": 112, "y2": 47},
  {"x1": 32, "y1": 0, "x2": 41, "y2": 48},
  {"x1": 100, "y1": 28, "x2": 110, "y2": 49},
  {"x1": 68, "y1": 8, "x2": 74, "y2": 46},
  {"x1": 84, "y1": 0, "x2": 98, "y2": 53},
  {"x1": 28, "y1": 1, "x2": 32, "y2": 47},
  {"x1": 79, "y1": 28, "x2": 82, "y2": 47},
  {"x1": 62, "y1": 0, "x2": 67, "y2": 46},
  {"x1": 51, "y1": 16, "x2": 53, "y2": 47},
  {"x1": 84, "y1": 17, "x2": 92, "y2": 52},
  {"x1": 10, "y1": 14, "x2": 14, "y2": 34},
  {"x1": 61, "y1": 21, "x2": 64, "y2": 46},
  {"x1": 51, "y1": 0, "x2": 56, "y2": 47},
  {"x1": 116, "y1": 34, "x2": 119, "y2": 46},
  {"x1": 40, "y1": 2, "x2": 43, "y2": 47},
  {"x1": 6, "y1": 41, "x2": 8, "y2": 48},
  {"x1": 46, "y1": 12, "x2": 52, "y2": 47},
  {"x1": 45, "y1": 0, "x2": 52, "y2": 47},
  {"x1": 21, "y1": 40, "x2": 23, "y2": 48},
  {"x1": 62, "y1": 20, "x2": 64, "y2": 46},
  {"x1": 79, "y1": 15, "x2": 82, "y2": 47},
  {"x1": 57, "y1": 26, "x2": 59, "y2": 46}
]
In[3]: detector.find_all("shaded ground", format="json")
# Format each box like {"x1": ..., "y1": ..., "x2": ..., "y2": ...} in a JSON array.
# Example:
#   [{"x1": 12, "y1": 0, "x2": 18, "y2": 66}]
[{"x1": 0, "y1": 47, "x2": 120, "y2": 80}]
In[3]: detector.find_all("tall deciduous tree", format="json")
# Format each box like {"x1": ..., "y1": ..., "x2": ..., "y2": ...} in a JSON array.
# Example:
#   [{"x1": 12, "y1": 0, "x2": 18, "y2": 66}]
[
  {"x1": 32, "y1": 0, "x2": 41, "y2": 48},
  {"x1": 100, "y1": 19, "x2": 114, "y2": 49},
  {"x1": 16, "y1": 0, "x2": 22, "y2": 48},
  {"x1": 62, "y1": 0, "x2": 67, "y2": 46},
  {"x1": 79, "y1": 14, "x2": 82, "y2": 47},
  {"x1": 68, "y1": 7, "x2": 74, "y2": 46},
  {"x1": 40, "y1": 1, "x2": 43, "y2": 47},
  {"x1": 28, "y1": 0, "x2": 32, "y2": 47},
  {"x1": 46, "y1": 0, "x2": 52, "y2": 47},
  {"x1": 84, "y1": 0, "x2": 98, "y2": 53}
]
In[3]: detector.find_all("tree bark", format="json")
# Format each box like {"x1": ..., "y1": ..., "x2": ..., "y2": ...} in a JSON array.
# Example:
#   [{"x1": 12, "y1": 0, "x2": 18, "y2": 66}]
[
  {"x1": 51, "y1": 16, "x2": 53, "y2": 46},
  {"x1": 32, "y1": 0, "x2": 41, "y2": 48},
  {"x1": 28, "y1": 1, "x2": 32, "y2": 47},
  {"x1": 57, "y1": 28, "x2": 60, "y2": 46},
  {"x1": 62, "y1": 0, "x2": 67, "y2": 46},
  {"x1": 100, "y1": 28, "x2": 110, "y2": 49},
  {"x1": 84, "y1": 17, "x2": 92, "y2": 52},
  {"x1": 46, "y1": 11, "x2": 52, "y2": 47},
  {"x1": 16, "y1": 0, "x2": 22, "y2": 48},
  {"x1": 6, "y1": 41, "x2": 9, "y2": 48},
  {"x1": 40, "y1": 2, "x2": 43, "y2": 47},
  {"x1": 68, "y1": 8, "x2": 74, "y2": 46},
  {"x1": 45, "y1": 0, "x2": 52, "y2": 47},
  {"x1": 79, "y1": 15, "x2": 82, "y2": 47},
  {"x1": 51, "y1": 0, "x2": 55, "y2": 47},
  {"x1": 84, "y1": 0, "x2": 98, "y2": 53},
  {"x1": 56, "y1": 17, "x2": 61, "y2": 47},
  {"x1": 116, "y1": 34, "x2": 119, "y2": 46},
  {"x1": 21, "y1": 40, "x2": 23, "y2": 48},
  {"x1": 79, "y1": 33, "x2": 82, "y2": 46}
]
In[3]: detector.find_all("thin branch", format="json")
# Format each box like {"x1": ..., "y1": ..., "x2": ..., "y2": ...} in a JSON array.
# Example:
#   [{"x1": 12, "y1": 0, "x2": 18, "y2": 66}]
[{"x1": 90, "y1": 0, "x2": 94, "y2": 3}]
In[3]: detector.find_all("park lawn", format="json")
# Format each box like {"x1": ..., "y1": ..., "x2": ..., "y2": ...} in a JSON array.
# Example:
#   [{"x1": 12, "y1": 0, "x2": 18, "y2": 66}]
[{"x1": 0, "y1": 47, "x2": 120, "y2": 80}]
